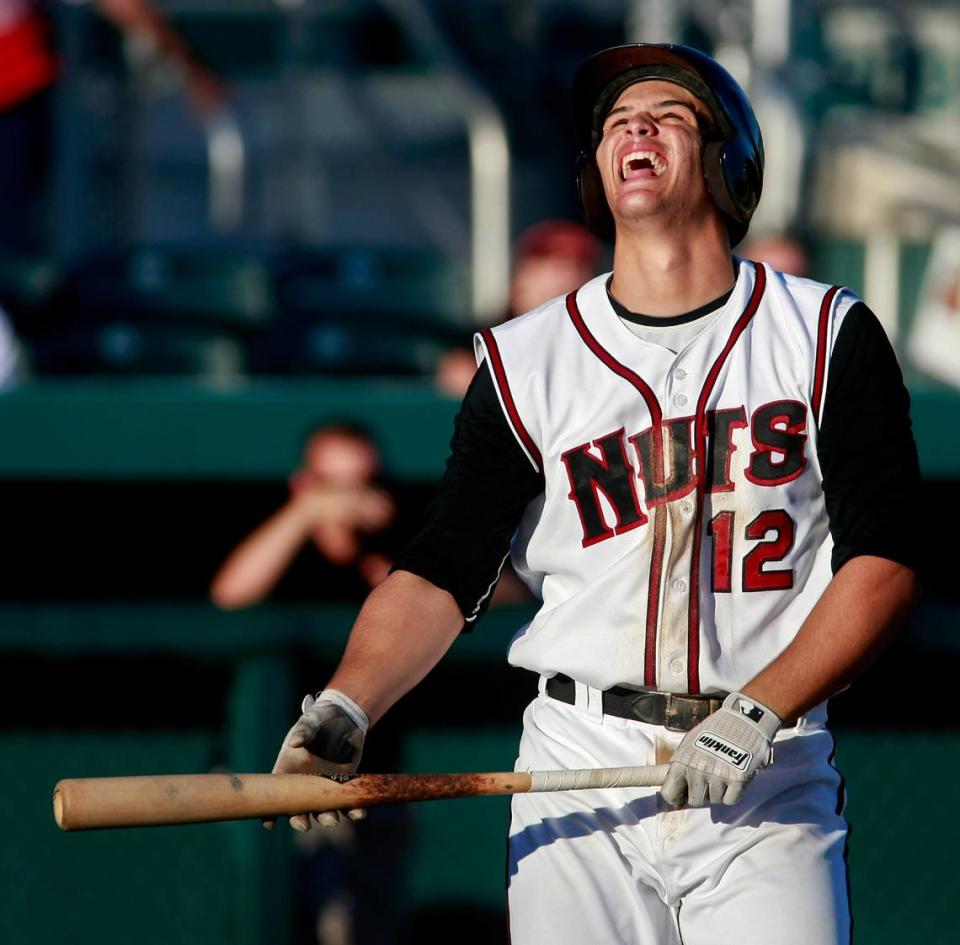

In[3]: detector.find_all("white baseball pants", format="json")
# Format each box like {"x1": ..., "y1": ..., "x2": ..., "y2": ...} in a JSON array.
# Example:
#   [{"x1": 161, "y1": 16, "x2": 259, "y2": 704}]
[{"x1": 507, "y1": 689, "x2": 850, "y2": 945}]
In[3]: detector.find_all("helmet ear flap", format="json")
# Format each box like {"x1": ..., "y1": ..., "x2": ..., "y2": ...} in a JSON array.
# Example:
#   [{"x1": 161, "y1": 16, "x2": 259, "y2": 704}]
[
  {"x1": 702, "y1": 139, "x2": 758, "y2": 248},
  {"x1": 576, "y1": 152, "x2": 616, "y2": 242},
  {"x1": 702, "y1": 139, "x2": 738, "y2": 221}
]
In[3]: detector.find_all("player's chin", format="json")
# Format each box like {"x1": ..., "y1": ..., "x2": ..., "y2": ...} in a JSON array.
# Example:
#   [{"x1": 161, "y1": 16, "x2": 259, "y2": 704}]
[{"x1": 611, "y1": 188, "x2": 669, "y2": 220}]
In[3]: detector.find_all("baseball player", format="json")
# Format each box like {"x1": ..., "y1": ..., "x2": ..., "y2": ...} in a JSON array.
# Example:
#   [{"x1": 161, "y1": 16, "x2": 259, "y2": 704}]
[{"x1": 271, "y1": 44, "x2": 921, "y2": 944}]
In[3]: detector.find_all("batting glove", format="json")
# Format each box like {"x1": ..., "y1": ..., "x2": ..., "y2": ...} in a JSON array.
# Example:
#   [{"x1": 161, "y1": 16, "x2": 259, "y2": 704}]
[
  {"x1": 660, "y1": 693, "x2": 781, "y2": 808},
  {"x1": 269, "y1": 689, "x2": 369, "y2": 831}
]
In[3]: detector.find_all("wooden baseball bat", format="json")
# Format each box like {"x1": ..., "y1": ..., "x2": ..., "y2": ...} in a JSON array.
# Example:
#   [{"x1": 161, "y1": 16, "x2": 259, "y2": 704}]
[{"x1": 53, "y1": 764, "x2": 669, "y2": 831}]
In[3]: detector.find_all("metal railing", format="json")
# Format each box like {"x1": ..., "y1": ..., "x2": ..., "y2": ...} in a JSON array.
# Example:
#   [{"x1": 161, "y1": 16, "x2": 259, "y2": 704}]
[
  {"x1": 120, "y1": 0, "x2": 511, "y2": 322},
  {"x1": 204, "y1": 111, "x2": 246, "y2": 233},
  {"x1": 381, "y1": 0, "x2": 511, "y2": 322},
  {"x1": 811, "y1": 120, "x2": 960, "y2": 342}
]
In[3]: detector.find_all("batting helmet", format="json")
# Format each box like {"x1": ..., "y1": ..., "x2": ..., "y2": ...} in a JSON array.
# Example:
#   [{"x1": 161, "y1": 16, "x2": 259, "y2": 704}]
[{"x1": 572, "y1": 44, "x2": 764, "y2": 247}]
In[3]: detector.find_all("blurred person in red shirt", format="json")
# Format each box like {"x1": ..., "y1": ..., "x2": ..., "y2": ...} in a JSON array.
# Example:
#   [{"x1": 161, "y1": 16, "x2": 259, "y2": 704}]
[
  {"x1": 507, "y1": 218, "x2": 605, "y2": 316},
  {"x1": 0, "y1": 0, "x2": 224, "y2": 249},
  {"x1": 435, "y1": 219, "x2": 603, "y2": 399},
  {"x1": 740, "y1": 231, "x2": 811, "y2": 278}
]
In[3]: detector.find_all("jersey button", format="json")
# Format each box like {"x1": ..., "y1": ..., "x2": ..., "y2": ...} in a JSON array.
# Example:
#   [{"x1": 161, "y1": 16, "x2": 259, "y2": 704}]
[
  {"x1": 669, "y1": 658, "x2": 685, "y2": 676},
  {"x1": 679, "y1": 501, "x2": 693, "y2": 516},
  {"x1": 673, "y1": 393, "x2": 688, "y2": 408},
  {"x1": 673, "y1": 368, "x2": 687, "y2": 381},
  {"x1": 672, "y1": 578, "x2": 687, "y2": 594}
]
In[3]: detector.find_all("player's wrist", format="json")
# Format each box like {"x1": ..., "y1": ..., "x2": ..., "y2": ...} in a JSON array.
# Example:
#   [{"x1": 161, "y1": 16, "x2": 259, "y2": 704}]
[
  {"x1": 313, "y1": 688, "x2": 370, "y2": 735},
  {"x1": 722, "y1": 692, "x2": 782, "y2": 741}
]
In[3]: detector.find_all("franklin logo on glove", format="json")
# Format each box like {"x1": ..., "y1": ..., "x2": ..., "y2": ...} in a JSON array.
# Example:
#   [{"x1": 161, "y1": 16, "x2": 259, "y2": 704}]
[{"x1": 694, "y1": 733, "x2": 752, "y2": 770}]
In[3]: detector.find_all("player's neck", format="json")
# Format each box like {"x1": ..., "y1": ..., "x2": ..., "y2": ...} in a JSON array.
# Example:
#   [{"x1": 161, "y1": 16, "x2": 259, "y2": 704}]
[{"x1": 609, "y1": 222, "x2": 735, "y2": 318}]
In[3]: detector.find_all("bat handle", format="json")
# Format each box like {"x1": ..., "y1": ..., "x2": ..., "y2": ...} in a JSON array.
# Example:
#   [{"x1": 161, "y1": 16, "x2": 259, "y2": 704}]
[{"x1": 529, "y1": 764, "x2": 669, "y2": 792}]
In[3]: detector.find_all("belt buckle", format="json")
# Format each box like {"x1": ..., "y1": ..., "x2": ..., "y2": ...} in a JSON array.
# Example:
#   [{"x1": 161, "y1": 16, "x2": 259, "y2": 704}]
[
  {"x1": 663, "y1": 694, "x2": 716, "y2": 732},
  {"x1": 663, "y1": 694, "x2": 689, "y2": 732}
]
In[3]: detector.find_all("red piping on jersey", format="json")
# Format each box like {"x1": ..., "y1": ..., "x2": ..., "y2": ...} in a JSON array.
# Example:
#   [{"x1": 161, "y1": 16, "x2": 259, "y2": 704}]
[
  {"x1": 565, "y1": 292, "x2": 664, "y2": 425},
  {"x1": 812, "y1": 286, "x2": 842, "y2": 426},
  {"x1": 566, "y1": 290, "x2": 668, "y2": 687},
  {"x1": 687, "y1": 263, "x2": 767, "y2": 694},
  {"x1": 480, "y1": 328, "x2": 543, "y2": 472},
  {"x1": 565, "y1": 291, "x2": 666, "y2": 479}
]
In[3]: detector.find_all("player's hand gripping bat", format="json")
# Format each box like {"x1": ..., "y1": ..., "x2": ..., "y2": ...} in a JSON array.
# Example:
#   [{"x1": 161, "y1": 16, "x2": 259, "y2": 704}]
[{"x1": 53, "y1": 765, "x2": 669, "y2": 831}]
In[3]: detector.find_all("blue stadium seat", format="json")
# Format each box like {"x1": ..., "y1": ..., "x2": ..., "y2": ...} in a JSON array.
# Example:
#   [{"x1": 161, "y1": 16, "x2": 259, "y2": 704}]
[
  {"x1": 26, "y1": 246, "x2": 272, "y2": 376},
  {"x1": 245, "y1": 245, "x2": 469, "y2": 376}
]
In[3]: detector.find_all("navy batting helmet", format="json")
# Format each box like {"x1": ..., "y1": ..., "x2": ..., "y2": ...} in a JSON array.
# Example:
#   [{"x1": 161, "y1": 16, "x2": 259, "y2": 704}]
[{"x1": 572, "y1": 44, "x2": 764, "y2": 247}]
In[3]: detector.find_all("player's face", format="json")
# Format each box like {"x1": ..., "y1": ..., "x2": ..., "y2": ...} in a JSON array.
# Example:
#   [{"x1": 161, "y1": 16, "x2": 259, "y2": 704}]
[{"x1": 595, "y1": 80, "x2": 714, "y2": 233}]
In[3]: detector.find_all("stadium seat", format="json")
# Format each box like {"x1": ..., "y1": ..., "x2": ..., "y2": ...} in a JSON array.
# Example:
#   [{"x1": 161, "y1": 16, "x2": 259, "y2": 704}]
[
  {"x1": 271, "y1": 245, "x2": 470, "y2": 329},
  {"x1": 26, "y1": 246, "x2": 272, "y2": 377},
  {"x1": 246, "y1": 245, "x2": 469, "y2": 376},
  {"x1": 0, "y1": 252, "x2": 61, "y2": 323},
  {"x1": 40, "y1": 247, "x2": 275, "y2": 329},
  {"x1": 30, "y1": 320, "x2": 244, "y2": 378},
  {"x1": 247, "y1": 317, "x2": 454, "y2": 377}
]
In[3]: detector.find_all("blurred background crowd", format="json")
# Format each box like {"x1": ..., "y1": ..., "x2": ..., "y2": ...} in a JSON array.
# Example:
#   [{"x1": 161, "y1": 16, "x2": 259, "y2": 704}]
[
  {"x1": 4, "y1": 0, "x2": 960, "y2": 386},
  {"x1": 3, "y1": 2, "x2": 959, "y2": 945}
]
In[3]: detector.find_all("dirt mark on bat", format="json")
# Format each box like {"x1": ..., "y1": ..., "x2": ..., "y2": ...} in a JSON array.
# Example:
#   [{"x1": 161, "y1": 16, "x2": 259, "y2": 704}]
[
  {"x1": 229, "y1": 775, "x2": 244, "y2": 791},
  {"x1": 350, "y1": 773, "x2": 521, "y2": 805}
]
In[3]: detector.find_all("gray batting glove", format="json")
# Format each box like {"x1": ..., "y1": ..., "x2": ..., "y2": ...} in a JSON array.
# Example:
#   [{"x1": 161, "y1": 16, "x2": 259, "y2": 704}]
[
  {"x1": 268, "y1": 689, "x2": 369, "y2": 832},
  {"x1": 660, "y1": 693, "x2": 781, "y2": 808}
]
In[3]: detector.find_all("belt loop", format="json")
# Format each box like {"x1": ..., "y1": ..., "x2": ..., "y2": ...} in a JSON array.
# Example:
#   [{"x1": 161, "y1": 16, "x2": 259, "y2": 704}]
[
  {"x1": 574, "y1": 679, "x2": 589, "y2": 712},
  {"x1": 573, "y1": 681, "x2": 604, "y2": 722},
  {"x1": 574, "y1": 680, "x2": 604, "y2": 722},
  {"x1": 538, "y1": 675, "x2": 549, "y2": 697},
  {"x1": 585, "y1": 684, "x2": 604, "y2": 721}
]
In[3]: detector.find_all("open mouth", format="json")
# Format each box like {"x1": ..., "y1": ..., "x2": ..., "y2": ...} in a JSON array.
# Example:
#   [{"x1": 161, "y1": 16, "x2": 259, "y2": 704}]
[{"x1": 620, "y1": 150, "x2": 666, "y2": 180}]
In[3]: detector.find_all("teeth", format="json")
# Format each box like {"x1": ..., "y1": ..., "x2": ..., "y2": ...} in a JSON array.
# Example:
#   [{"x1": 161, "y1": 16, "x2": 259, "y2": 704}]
[{"x1": 620, "y1": 151, "x2": 666, "y2": 179}]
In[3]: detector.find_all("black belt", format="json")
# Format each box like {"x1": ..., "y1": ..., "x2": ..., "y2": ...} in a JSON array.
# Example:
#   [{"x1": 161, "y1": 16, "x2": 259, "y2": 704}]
[{"x1": 545, "y1": 674, "x2": 726, "y2": 732}]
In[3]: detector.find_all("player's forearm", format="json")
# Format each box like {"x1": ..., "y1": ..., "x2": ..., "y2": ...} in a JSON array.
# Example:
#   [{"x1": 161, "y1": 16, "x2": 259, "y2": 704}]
[
  {"x1": 741, "y1": 555, "x2": 918, "y2": 723},
  {"x1": 210, "y1": 502, "x2": 310, "y2": 609},
  {"x1": 324, "y1": 570, "x2": 464, "y2": 726}
]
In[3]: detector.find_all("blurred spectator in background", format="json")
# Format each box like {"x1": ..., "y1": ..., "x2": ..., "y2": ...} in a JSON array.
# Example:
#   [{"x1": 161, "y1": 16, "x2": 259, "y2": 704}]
[
  {"x1": 0, "y1": 301, "x2": 24, "y2": 387},
  {"x1": 0, "y1": 0, "x2": 225, "y2": 251},
  {"x1": 435, "y1": 219, "x2": 603, "y2": 398},
  {"x1": 212, "y1": 422, "x2": 409, "y2": 945},
  {"x1": 433, "y1": 343, "x2": 487, "y2": 402},
  {"x1": 907, "y1": 224, "x2": 960, "y2": 390},
  {"x1": 507, "y1": 218, "x2": 604, "y2": 316},
  {"x1": 210, "y1": 424, "x2": 396, "y2": 610},
  {"x1": 740, "y1": 230, "x2": 811, "y2": 278}
]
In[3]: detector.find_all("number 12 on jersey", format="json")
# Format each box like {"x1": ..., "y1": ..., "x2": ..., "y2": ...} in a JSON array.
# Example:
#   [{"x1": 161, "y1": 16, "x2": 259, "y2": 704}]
[{"x1": 708, "y1": 509, "x2": 795, "y2": 593}]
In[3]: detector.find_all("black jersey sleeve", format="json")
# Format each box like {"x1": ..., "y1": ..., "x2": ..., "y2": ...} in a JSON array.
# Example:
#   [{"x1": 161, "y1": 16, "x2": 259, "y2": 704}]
[
  {"x1": 817, "y1": 301, "x2": 922, "y2": 575},
  {"x1": 391, "y1": 360, "x2": 545, "y2": 625}
]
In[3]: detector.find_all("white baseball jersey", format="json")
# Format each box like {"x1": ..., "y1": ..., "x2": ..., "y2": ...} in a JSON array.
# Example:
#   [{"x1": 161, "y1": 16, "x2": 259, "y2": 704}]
[{"x1": 476, "y1": 260, "x2": 857, "y2": 700}]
